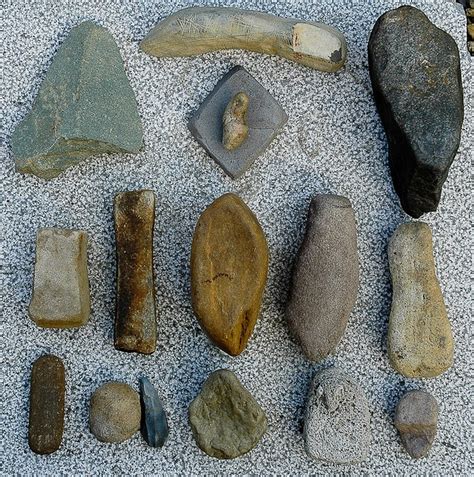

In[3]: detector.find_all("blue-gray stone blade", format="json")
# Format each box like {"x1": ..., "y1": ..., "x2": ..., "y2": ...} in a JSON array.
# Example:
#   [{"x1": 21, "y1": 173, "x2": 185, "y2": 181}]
[{"x1": 139, "y1": 376, "x2": 169, "y2": 448}]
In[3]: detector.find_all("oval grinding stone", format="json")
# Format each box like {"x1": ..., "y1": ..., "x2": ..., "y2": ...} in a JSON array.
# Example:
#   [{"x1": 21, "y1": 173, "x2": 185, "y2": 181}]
[
  {"x1": 191, "y1": 193, "x2": 269, "y2": 356},
  {"x1": 28, "y1": 355, "x2": 65, "y2": 455}
]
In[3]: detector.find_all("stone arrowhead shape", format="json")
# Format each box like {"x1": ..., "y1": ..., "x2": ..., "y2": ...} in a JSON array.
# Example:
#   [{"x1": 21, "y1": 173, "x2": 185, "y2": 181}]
[
  {"x1": 191, "y1": 193, "x2": 268, "y2": 356},
  {"x1": 12, "y1": 21, "x2": 143, "y2": 179},
  {"x1": 139, "y1": 376, "x2": 169, "y2": 448},
  {"x1": 368, "y1": 6, "x2": 464, "y2": 218}
]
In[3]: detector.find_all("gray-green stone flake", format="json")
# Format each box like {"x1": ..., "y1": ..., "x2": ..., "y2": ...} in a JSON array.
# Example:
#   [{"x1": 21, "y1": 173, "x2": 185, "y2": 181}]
[{"x1": 12, "y1": 21, "x2": 143, "y2": 179}]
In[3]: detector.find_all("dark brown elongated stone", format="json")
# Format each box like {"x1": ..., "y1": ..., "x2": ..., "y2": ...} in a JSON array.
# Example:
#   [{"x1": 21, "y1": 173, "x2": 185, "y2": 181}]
[
  {"x1": 114, "y1": 190, "x2": 157, "y2": 354},
  {"x1": 28, "y1": 355, "x2": 65, "y2": 454}
]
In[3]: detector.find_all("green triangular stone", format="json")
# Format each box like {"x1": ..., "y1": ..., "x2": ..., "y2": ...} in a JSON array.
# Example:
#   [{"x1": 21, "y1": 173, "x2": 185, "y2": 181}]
[{"x1": 12, "y1": 21, "x2": 143, "y2": 179}]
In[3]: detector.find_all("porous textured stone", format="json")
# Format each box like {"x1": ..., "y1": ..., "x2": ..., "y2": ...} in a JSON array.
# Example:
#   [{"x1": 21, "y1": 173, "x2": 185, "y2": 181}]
[
  {"x1": 188, "y1": 66, "x2": 288, "y2": 179},
  {"x1": 89, "y1": 382, "x2": 141, "y2": 443},
  {"x1": 286, "y1": 194, "x2": 359, "y2": 362},
  {"x1": 29, "y1": 228, "x2": 90, "y2": 328},
  {"x1": 191, "y1": 193, "x2": 268, "y2": 356},
  {"x1": 368, "y1": 6, "x2": 464, "y2": 218},
  {"x1": 303, "y1": 367, "x2": 371, "y2": 464},
  {"x1": 388, "y1": 222, "x2": 454, "y2": 378},
  {"x1": 28, "y1": 355, "x2": 65, "y2": 455},
  {"x1": 189, "y1": 369, "x2": 267, "y2": 459},
  {"x1": 114, "y1": 190, "x2": 157, "y2": 354},
  {"x1": 12, "y1": 21, "x2": 143, "y2": 179},
  {"x1": 394, "y1": 390, "x2": 439, "y2": 459},
  {"x1": 139, "y1": 376, "x2": 169, "y2": 448}
]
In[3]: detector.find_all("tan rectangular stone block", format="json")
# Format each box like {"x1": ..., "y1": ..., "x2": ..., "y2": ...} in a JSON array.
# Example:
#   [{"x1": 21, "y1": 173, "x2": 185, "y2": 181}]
[{"x1": 29, "y1": 228, "x2": 90, "y2": 327}]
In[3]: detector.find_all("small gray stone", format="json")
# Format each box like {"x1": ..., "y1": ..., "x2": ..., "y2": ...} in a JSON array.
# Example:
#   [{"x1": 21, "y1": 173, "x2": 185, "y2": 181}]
[
  {"x1": 12, "y1": 21, "x2": 143, "y2": 179},
  {"x1": 89, "y1": 382, "x2": 141, "y2": 443},
  {"x1": 188, "y1": 66, "x2": 288, "y2": 179},
  {"x1": 395, "y1": 390, "x2": 439, "y2": 459},
  {"x1": 286, "y1": 194, "x2": 359, "y2": 362},
  {"x1": 189, "y1": 369, "x2": 267, "y2": 459},
  {"x1": 304, "y1": 368, "x2": 371, "y2": 464},
  {"x1": 29, "y1": 228, "x2": 90, "y2": 328},
  {"x1": 139, "y1": 376, "x2": 169, "y2": 448},
  {"x1": 368, "y1": 6, "x2": 464, "y2": 217}
]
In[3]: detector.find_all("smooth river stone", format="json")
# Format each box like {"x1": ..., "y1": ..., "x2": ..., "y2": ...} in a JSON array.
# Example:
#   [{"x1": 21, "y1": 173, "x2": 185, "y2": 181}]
[
  {"x1": 191, "y1": 193, "x2": 268, "y2": 356},
  {"x1": 29, "y1": 355, "x2": 65, "y2": 454},
  {"x1": 89, "y1": 382, "x2": 141, "y2": 443},
  {"x1": 139, "y1": 376, "x2": 169, "y2": 448},
  {"x1": 304, "y1": 368, "x2": 371, "y2": 464},
  {"x1": 286, "y1": 194, "x2": 359, "y2": 362},
  {"x1": 189, "y1": 369, "x2": 267, "y2": 459},
  {"x1": 395, "y1": 390, "x2": 439, "y2": 459},
  {"x1": 12, "y1": 21, "x2": 143, "y2": 180},
  {"x1": 388, "y1": 222, "x2": 454, "y2": 378},
  {"x1": 29, "y1": 228, "x2": 90, "y2": 328},
  {"x1": 368, "y1": 6, "x2": 464, "y2": 218},
  {"x1": 114, "y1": 190, "x2": 157, "y2": 354}
]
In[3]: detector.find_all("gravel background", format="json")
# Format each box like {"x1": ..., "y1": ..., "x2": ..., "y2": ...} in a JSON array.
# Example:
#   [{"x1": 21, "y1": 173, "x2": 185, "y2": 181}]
[{"x1": 1, "y1": 0, "x2": 473, "y2": 475}]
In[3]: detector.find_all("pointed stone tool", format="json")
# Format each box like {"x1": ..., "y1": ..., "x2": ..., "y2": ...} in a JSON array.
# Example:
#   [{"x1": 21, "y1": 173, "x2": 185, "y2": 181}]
[
  {"x1": 12, "y1": 21, "x2": 143, "y2": 179},
  {"x1": 139, "y1": 376, "x2": 169, "y2": 448}
]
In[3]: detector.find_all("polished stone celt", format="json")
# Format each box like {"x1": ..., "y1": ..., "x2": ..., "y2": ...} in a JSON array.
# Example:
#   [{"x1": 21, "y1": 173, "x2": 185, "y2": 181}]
[
  {"x1": 189, "y1": 369, "x2": 267, "y2": 459},
  {"x1": 191, "y1": 193, "x2": 268, "y2": 356},
  {"x1": 395, "y1": 390, "x2": 439, "y2": 459},
  {"x1": 29, "y1": 355, "x2": 65, "y2": 455},
  {"x1": 114, "y1": 190, "x2": 157, "y2": 354},
  {"x1": 286, "y1": 194, "x2": 359, "y2": 362},
  {"x1": 368, "y1": 6, "x2": 464, "y2": 217},
  {"x1": 12, "y1": 21, "x2": 143, "y2": 179},
  {"x1": 139, "y1": 376, "x2": 169, "y2": 448},
  {"x1": 304, "y1": 368, "x2": 371, "y2": 464},
  {"x1": 29, "y1": 228, "x2": 90, "y2": 328},
  {"x1": 89, "y1": 382, "x2": 141, "y2": 443},
  {"x1": 388, "y1": 222, "x2": 454, "y2": 378}
]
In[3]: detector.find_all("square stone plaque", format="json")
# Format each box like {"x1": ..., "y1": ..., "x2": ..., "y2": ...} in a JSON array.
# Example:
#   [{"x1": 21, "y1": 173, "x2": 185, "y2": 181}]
[{"x1": 189, "y1": 66, "x2": 288, "y2": 179}]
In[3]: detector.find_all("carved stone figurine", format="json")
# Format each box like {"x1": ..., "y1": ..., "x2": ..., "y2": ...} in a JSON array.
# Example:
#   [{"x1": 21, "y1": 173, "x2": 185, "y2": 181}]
[{"x1": 222, "y1": 92, "x2": 249, "y2": 150}]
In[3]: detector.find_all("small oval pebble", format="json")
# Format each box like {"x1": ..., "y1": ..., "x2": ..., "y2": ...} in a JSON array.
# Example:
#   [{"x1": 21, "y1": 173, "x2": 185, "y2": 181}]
[
  {"x1": 28, "y1": 355, "x2": 65, "y2": 454},
  {"x1": 89, "y1": 382, "x2": 141, "y2": 443},
  {"x1": 304, "y1": 367, "x2": 371, "y2": 464},
  {"x1": 394, "y1": 390, "x2": 439, "y2": 459},
  {"x1": 388, "y1": 222, "x2": 454, "y2": 377}
]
